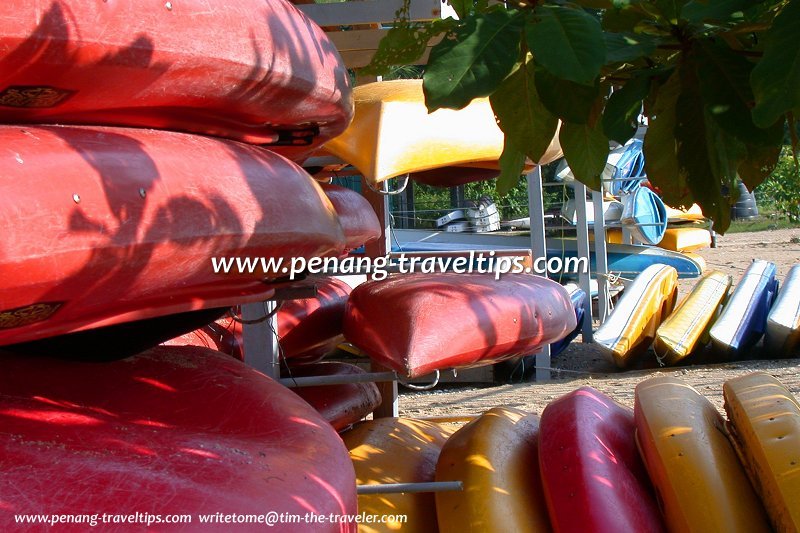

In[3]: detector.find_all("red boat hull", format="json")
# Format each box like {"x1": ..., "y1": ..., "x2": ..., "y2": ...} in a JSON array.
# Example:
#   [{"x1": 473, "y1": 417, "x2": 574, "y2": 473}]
[
  {"x1": 343, "y1": 273, "x2": 576, "y2": 378},
  {"x1": 0, "y1": 346, "x2": 357, "y2": 530},
  {"x1": 539, "y1": 387, "x2": 664, "y2": 533},
  {"x1": 283, "y1": 362, "x2": 382, "y2": 431},
  {"x1": 0, "y1": 0, "x2": 352, "y2": 159},
  {"x1": 166, "y1": 278, "x2": 352, "y2": 363},
  {"x1": 320, "y1": 183, "x2": 381, "y2": 252},
  {"x1": 0, "y1": 125, "x2": 345, "y2": 346}
]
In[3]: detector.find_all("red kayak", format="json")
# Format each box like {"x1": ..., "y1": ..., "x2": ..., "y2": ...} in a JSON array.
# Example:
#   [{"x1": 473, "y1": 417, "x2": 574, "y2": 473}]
[
  {"x1": 166, "y1": 277, "x2": 352, "y2": 363},
  {"x1": 343, "y1": 273, "x2": 576, "y2": 378},
  {"x1": 0, "y1": 0, "x2": 352, "y2": 160},
  {"x1": 539, "y1": 387, "x2": 664, "y2": 532},
  {"x1": 0, "y1": 346, "x2": 357, "y2": 530},
  {"x1": 320, "y1": 183, "x2": 382, "y2": 252},
  {"x1": 0, "y1": 125, "x2": 345, "y2": 347},
  {"x1": 283, "y1": 361, "x2": 382, "y2": 431}
]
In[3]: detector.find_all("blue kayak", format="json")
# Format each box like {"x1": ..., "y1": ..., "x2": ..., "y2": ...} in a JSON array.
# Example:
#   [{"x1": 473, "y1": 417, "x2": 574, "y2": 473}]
[
  {"x1": 620, "y1": 187, "x2": 668, "y2": 245},
  {"x1": 709, "y1": 259, "x2": 779, "y2": 358},
  {"x1": 550, "y1": 284, "x2": 586, "y2": 357},
  {"x1": 392, "y1": 230, "x2": 704, "y2": 280}
]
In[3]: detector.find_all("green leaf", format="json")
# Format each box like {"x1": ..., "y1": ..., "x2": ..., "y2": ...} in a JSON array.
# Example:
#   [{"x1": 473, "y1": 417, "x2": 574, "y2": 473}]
[
  {"x1": 491, "y1": 62, "x2": 559, "y2": 164},
  {"x1": 423, "y1": 10, "x2": 525, "y2": 111},
  {"x1": 653, "y1": 0, "x2": 689, "y2": 23},
  {"x1": 604, "y1": 32, "x2": 660, "y2": 63},
  {"x1": 694, "y1": 40, "x2": 783, "y2": 147},
  {"x1": 496, "y1": 140, "x2": 527, "y2": 196},
  {"x1": 751, "y1": 0, "x2": 800, "y2": 128},
  {"x1": 559, "y1": 121, "x2": 609, "y2": 190},
  {"x1": 675, "y1": 64, "x2": 733, "y2": 232},
  {"x1": 737, "y1": 143, "x2": 781, "y2": 190},
  {"x1": 602, "y1": 3, "x2": 653, "y2": 33},
  {"x1": 535, "y1": 69, "x2": 600, "y2": 124},
  {"x1": 526, "y1": 5, "x2": 606, "y2": 86},
  {"x1": 364, "y1": 18, "x2": 456, "y2": 76},
  {"x1": 447, "y1": 0, "x2": 472, "y2": 19},
  {"x1": 602, "y1": 74, "x2": 651, "y2": 143},
  {"x1": 643, "y1": 70, "x2": 689, "y2": 206},
  {"x1": 681, "y1": 0, "x2": 746, "y2": 23}
]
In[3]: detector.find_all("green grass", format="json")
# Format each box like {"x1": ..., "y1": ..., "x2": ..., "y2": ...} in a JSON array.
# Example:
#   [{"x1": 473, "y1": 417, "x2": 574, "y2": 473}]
[{"x1": 724, "y1": 216, "x2": 800, "y2": 234}]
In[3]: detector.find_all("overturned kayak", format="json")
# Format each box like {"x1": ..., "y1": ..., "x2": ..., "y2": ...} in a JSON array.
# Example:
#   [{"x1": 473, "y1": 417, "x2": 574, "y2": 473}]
[
  {"x1": 0, "y1": 346, "x2": 357, "y2": 529},
  {"x1": 435, "y1": 407, "x2": 550, "y2": 533},
  {"x1": 343, "y1": 273, "x2": 576, "y2": 378},
  {"x1": 635, "y1": 376, "x2": 770, "y2": 532},
  {"x1": 654, "y1": 271, "x2": 732, "y2": 365},
  {"x1": 0, "y1": 0, "x2": 352, "y2": 158},
  {"x1": 282, "y1": 362, "x2": 381, "y2": 432},
  {"x1": 539, "y1": 387, "x2": 664, "y2": 532},
  {"x1": 620, "y1": 187, "x2": 668, "y2": 245},
  {"x1": 165, "y1": 277, "x2": 352, "y2": 363},
  {"x1": 343, "y1": 418, "x2": 456, "y2": 533},
  {"x1": 550, "y1": 283, "x2": 586, "y2": 357},
  {"x1": 322, "y1": 79, "x2": 561, "y2": 186},
  {"x1": 765, "y1": 264, "x2": 800, "y2": 356},
  {"x1": 710, "y1": 260, "x2": 778, "y2": 358},
  {"x1": 0, "y1": 126, "x2": 345, "y2": 348},
  {"x1": 319, "y1": 183, "x2": 382, "y2": 253},
  {"x1": 594, "y1": 264, "x2": 679, "y2": 368},
  {"x1": 724, "y1": 373, "x2": 800, "y2": 532}
]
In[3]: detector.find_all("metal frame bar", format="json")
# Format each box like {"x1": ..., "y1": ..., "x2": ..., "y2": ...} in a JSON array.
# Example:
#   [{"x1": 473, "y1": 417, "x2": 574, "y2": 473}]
[
  {"x1": 527, "y1": 166, "x2": 552, "y2": 381},
  {"x1": 573, "y1": 182, "x2": 594, "y2": 342},
  {"x1": 357, "y1": 481, "x2": 463, "y2": 495}
]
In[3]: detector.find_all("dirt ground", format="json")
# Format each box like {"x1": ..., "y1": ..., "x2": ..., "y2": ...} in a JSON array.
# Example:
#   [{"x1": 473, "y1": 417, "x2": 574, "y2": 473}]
[{"x1": 398, "y1": 227, "x2": 800, "y2": 418}]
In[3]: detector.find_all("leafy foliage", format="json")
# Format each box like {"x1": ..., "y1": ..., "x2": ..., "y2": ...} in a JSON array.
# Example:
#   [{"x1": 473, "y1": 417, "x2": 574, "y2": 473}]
[
  {"x1": 757, "y1": 147, "x2": 800, "y2": 221},
  {"x1": 367, "y1": 0, "x2": 800, "y2": 233}
]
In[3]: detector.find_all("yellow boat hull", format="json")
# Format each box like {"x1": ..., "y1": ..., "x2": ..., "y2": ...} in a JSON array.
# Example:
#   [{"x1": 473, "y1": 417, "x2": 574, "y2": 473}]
[
  {"x1": 604, "y1": 226, "x2": 710, "y2": 252},
  {"x1": 654, "y1": 271, "x2": 731, "y2": 365},
  {"x1": 435, "y1": 407, "x2": 550, "y2": 533},
  {"x1": 635, "y1": 376, "x2": 770, "y2": 532},
  {"x1": 322, "y1": 80, "x2": 561, "y2": 185},
  {"x1": 342, "y1": 417, "x2": 457, "y2": 533},
  {"x1": 724, "y1": 373, "x2": 800, "y2": 533},
  {"x1": 594, "y1": 264, "x2": 679, "y2": 367}
]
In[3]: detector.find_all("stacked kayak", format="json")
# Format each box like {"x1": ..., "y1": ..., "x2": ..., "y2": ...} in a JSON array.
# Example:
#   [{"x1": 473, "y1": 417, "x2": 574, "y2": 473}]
[
  {"x1": 620, "y1": 187, "x2": 668, "y2": 246},
  {"x1": 343, "y1": 273, "x2": 576, "y2": 378},
  {"x1": 766, "y1": 264, "x2": 800, "y2": 356},
  {"x1": 321, "y1": 79, "x2": 562, "y2": 187},
  {"x1": 710, "y1": 260, "x2": 778, "y2": 357},
  {"x1": 635, "y1": 376, "x2": 770, "y2": 532},
  {"x1": 594, "y1": 264, "x2": 678, "y2": 368},
  {"x1": 550, "y1": 283, "x2": 586, "y2": 357},
  {"x1": 0, "y1": 346, "x2": 357, "y2": 528},
  {"x1": 165, "y1": 277, "x2": 353, "y2": 363},
  {"x1": 539, "y1": 387, "x2": 664, "y2": 532},
  {"x1": 0, "y1": 0, "x2": 352, "y2": 159},
  {"x1": 724, "y1": 373, "x2": 800, "y2": 531},
  {"x1": 654, "y1": 271, "x2": 732, "y2": 365}
]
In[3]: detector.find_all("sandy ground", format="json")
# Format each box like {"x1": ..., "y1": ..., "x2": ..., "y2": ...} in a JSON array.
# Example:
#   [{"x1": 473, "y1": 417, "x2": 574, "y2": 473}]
[{"x1": 398, "y1": 227, "x2": 800, "y2": 418}]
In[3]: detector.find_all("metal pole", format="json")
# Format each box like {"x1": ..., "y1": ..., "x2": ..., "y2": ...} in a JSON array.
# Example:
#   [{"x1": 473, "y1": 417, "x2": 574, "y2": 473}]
[
  {"x1": 573, "y1": 182, "x2": 594, "y2": 342},
  {"x1": 357, "y1": 481, "x2": 463, "y2": 495},
  {"x1": 527, "y1": 166, "x2": 551, "y2": 381},
  {"x1": 592, "y1": 189, "x2": 610, "y2": 323},
  {"x1": 241, "y1": 301, "x2": 280, "y2": 379}
]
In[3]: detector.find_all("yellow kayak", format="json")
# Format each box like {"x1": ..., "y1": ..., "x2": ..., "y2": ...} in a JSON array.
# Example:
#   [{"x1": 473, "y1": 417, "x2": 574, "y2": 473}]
[
  {"x1": 594, "y1": 264, "x2": 679, "y2": 368},
  {"x1": 435, "y1": 407, "x2": 550, "y2": 533},
  {"x1": 654, "y1": 271, "x2": 732, "y2": 365},
  {"x1": 322, "y1": 79, "x2": 562, "y2": 186},
  {"x1": 635, "y1": 376, "x2": 770, "y2": 532},
  {"x1": 666, "y1": 204, "x2": 705, "y2": 223},
  {"x1": 342, "y1": 417, "x2": 457, "y2": 533},
  {"x1": 724, "y1": 373, "x2": 800, "y2": 533},
  {"x1": 604, "y1": 226, "x2": 711, "y2": 252}
]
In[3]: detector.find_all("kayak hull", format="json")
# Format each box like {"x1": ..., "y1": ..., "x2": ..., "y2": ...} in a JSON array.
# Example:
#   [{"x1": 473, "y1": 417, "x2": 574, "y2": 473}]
[
  {"x1": 0, "y1": 125, "x2": 345, "y2": 347},
  {"x1": 0, "y1": 0, "x2": 352, "y2": 158},
  {"x1": 343, "y1": 273, "x2": 576, "y2": 378},
  {"x1": 320, "y1": 183, "x2": 382, "y2": 252},
  {"x1": 539, "y1": 387, "x2": 664, "y2": 533},
  {"x1": 594, "y1": 264, "x2": 679, "y2": 367},
  {"x1": 724, "y1": 373, "x2": 800, "y2": 532},
  {"x1": 635, "y1": 376, "x2": 770, "y2": 532},
  {"x1": 654, "y1": 271, "x2": 731, "y2": 365},
  {"x1": 0, "y1": 346, "x2": 357, "y2": 530},
  {"x1": 435, "y1": 407, "x2": 550, "y2": 533},
  {"x1": 765, "y1": 264, "x2": 800, "y2": 356},
  {"x1": 283, "y1": 361, "x2": 381, "y2": 431}
]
